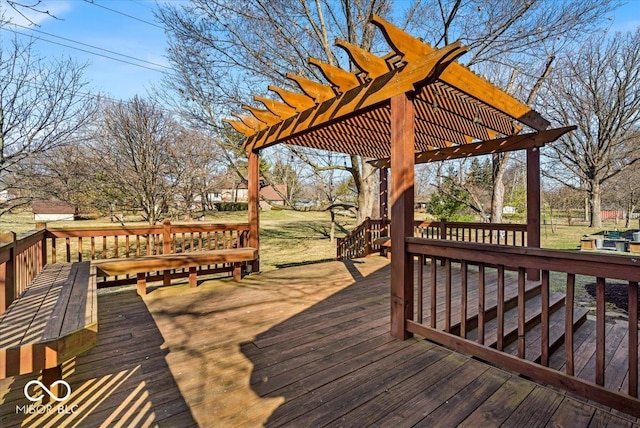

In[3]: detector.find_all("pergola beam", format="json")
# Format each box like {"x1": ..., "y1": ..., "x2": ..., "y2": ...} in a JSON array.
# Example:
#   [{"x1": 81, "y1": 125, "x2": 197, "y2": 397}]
[
  {"x1": 245, "y1": 41, "x2": 467, "y2": 152},
  {"x1": 368, "y1": 126, "x2": 576, "y2": 168}
]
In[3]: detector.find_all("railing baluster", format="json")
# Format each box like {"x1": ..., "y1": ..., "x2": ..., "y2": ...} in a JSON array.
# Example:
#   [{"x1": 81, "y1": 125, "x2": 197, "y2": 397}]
[
  {"x1": 541, "y1": 270, "x2": 550, "y2": 366},
  {"x1": 518, "y1": 267, "x2": 526, "y2": 359},
  {"x1": 65, "y1": 237, "x2": 71, "y2": 263},
  {"x1": 430, "y1": 256, "x2": 437, "y2": 328},
  {"x1": 596, "y1": 276, "x2": 606, "y2": 386},
  {"x1": 78, "y1": 237, "x2": 83, "y2": 262},
  {"x1": 629, "y1": 281, "x2": 638, "y2": 397},
  {"x1": 136, "y1": 235, "x2": 141, "y2": 256},
  {"x1": 103, "y1": 236, "x2": 107, "y2": 259},
  {"x1": 565, "y1": 273, "x2": 575, "y2": 376},
  {"x1": 52, "y1": 238, "x2": 57, "y2": 264},
  {"x1": 497, "y1": 265, "x2": 505, "y2": 351},
  {"x1": 417, "y1": 254, "x2": 423, "y2": 324},
  {"x1": 445, "y1": 258, "x2": 451, "y2": 333},
  {"x1": 460, "y1": 260, "x2": 468, "y2": 338},
  {"x1": 478, "y1": 263, "x2": 485, "y2": 345},
  {"x1": 125, "y1": 235, "x2": 130, "y2": 257},
  {"x1": 146, "y1": 235, "x2": 151, "y2": 256},
  {"x1": 114, "y1": 235, "x2": 119, "y2": 258},
  {"x1": 90, "y1": 236, "x2": 95, "y2": 260}
]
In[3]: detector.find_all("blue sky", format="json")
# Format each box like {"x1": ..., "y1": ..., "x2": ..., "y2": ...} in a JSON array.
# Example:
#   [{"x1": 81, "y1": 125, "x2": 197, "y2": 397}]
[
  {"x1": 0, "y1": 0, "x2": 177, "y2": 101},
  {"x1": 1, "y1": 0, "x2": 640, "y2": 103}
]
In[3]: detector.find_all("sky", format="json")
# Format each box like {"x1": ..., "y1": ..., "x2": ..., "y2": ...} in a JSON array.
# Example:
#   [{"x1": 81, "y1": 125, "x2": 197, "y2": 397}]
[
  {"x1": 1, "y1": 0, "x2": 640, "y2": 104},
  {"x1": 0, "y1": 0, "x2": 179, "y2": 101}
]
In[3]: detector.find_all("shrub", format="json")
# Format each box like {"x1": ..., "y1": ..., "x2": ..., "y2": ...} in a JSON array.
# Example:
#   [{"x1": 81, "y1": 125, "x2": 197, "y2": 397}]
[{"x1": 214, "y1": 202, "x2": 248, "y2": 211}]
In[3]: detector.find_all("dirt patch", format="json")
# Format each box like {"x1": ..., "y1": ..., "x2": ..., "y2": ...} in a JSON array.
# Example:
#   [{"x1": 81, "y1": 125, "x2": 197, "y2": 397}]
[{"x1": 584, "y1": 282, "x2": 639, "y2": 317}]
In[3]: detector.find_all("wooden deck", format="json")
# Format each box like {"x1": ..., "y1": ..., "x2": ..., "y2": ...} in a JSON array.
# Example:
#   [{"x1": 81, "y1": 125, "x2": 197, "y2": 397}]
[{"x1": 0, "y1": 256, "x2": 638, "y2": 427}]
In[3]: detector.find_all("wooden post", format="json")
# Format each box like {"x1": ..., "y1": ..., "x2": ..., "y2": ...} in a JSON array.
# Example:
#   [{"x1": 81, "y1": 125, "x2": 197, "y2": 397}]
[
  {"x1": 41, "y1": 365, "x2": 62, "y2": 404},
  {"x1": 526, "y1": 147, "x2": 541, "y2": 281},
  {"x1": 439, "y1": 218, "x2": 447, "y2": 240},
  {"x1": 390, "y1": 93, "x2": 415, "y2": 340},
  {"x1": 248, "y1": 150, "x2": 260, "y2": 273},
  {"x1": 364, "y1": 217, "x2": 372, "y2": 257},
  {"x1": 36, "y1": 223, "x2": 47, "y2": 268},
  {"x1": 379, "y1": 167, "x2": 389, "y2": 237},
  {"x1": 162, "y1": 219, "x2": 171, "y2": 286}
]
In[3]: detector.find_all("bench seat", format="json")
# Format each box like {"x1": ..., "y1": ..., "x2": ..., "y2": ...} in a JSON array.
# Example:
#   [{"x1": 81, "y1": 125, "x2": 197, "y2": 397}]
[
  {"x1": 0, "y1": 262, "x2": 97, "y2": 387},
  {"x1": 93, "y1": 248, "x2": 258, "y2": 296}
]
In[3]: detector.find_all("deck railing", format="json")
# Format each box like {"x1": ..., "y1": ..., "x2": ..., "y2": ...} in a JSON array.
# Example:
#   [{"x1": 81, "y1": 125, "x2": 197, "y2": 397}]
[
  {"x1": 336, "y1": 217, "x2": 389, "y2": 259},
  {"x1": 0, "y1": 229, "x2": 47, "y2": 314},
  {"x1": 45, "y1": 220, "x2": 251, "y2": 287},
  {"x1": 414, "y1": 220, "x2": 527, "y2": 246},
  {"x1": 0, "y1": 221, "x2": 251, "y2": 312},
  {"x1": 404, "y1": 237, "x2": 640, "y2": 417},
  {"x1": 337, "y1": 218, "x2": 527, "y2": 259}
]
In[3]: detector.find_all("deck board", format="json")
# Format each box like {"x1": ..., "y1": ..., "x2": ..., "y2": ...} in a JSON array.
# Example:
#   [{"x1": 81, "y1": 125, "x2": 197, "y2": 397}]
[{"x1": 1, "y1": 256, "x2": 638, "y2": 427}]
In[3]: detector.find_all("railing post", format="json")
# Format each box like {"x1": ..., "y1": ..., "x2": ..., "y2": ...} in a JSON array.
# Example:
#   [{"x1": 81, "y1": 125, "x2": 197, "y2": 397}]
[
  {"x1": 439, "y1": 218, "x2": 447, "y2": 240},
  {"x1": 37, "y1": 223, "x2": 47, "y2": 268},
  {"x1": 1, "y1": 233, "x2": 17, "y2": 312},
  {"x1": 364, "y1": 217, "x2": 372, "y2": 257},
  {"x1": 163, "y1": 219, "x2": 171, "y2": 286}
]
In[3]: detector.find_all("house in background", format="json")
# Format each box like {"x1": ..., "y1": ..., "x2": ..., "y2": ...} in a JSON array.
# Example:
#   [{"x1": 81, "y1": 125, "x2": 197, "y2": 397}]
[
  {"x1": 32, "y1": 200, "x2": 76, "y2": 222},
  {"x1": 259, "y1": 184, "x2": 287, "y2": 210}
]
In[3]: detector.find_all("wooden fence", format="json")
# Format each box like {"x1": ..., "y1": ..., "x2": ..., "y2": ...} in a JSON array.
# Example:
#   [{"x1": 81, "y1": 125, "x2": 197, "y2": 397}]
[
  {"x1": 0, "y1": 221, "x2": 251, "y2": 314},
  {"x1": 405, "y1": 237, "x2": 640, "y2": 417},
  {"x1": 0, "y1": 229, "x2": 47, "y2": 315}
]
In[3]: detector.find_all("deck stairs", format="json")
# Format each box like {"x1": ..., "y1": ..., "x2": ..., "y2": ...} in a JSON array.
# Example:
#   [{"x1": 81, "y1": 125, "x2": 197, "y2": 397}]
[{"x1": 433, "y1": 280, "x2": 589, "y2": 363}]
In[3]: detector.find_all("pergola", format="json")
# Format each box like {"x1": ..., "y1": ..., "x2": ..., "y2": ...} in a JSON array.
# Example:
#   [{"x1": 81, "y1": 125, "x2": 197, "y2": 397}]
[{"x1": 226, "y1": 15, "x2": 573, "y2": 339}]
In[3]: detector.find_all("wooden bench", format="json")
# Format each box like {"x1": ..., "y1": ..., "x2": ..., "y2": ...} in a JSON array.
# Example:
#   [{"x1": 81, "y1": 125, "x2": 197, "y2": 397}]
[
  {"x1": 374, "y1": 237, "x2": 392, "y2": 258},
  {"x1": 0, "y1": 262, "x2": 97, "y2": 398},
  {"x1": 93, "y1": 248, "x2": 258, "y2": 296}
]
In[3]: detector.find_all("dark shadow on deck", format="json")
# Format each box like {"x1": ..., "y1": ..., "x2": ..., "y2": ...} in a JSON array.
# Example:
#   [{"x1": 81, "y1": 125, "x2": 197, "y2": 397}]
[
  {"x1": 0, "y1": 287, "x2": 196, "y2": 427},
  {"x1": 239, "y1": 259, "x2": 639, "y2": 427}
]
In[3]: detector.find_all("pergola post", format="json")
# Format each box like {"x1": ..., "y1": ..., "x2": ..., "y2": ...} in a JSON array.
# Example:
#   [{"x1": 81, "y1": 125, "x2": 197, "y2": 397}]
[
  {"x1": 379, "y1": 167, "x2": 389, "y2": 238},
  {"x1": 248, "y1": 150, "x2": 260, "y2": 273},
  {"x1": 390, "y1": 93, "x2": 415, "y2": 339},
  {"x1": 526, "y1": 147, "x2": 541, "y2": 281}
]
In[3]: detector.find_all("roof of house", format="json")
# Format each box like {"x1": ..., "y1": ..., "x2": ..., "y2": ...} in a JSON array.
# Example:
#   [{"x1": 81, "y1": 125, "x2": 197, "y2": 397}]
[
  {"x1": 260, "y1": 185, "x2": 287, "y2": 201},
  {"x1": 32, "y1": 200, "x2": 76, "y2": 215}
]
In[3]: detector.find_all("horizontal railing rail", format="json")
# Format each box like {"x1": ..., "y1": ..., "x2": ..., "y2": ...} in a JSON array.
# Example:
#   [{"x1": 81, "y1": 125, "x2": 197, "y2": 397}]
[
  {"x1": 405, "y1": 237, "x2": 640, "y2": 417},
  {"x1": 0, "y1": 229, "x2": 47, "y2": 314}
]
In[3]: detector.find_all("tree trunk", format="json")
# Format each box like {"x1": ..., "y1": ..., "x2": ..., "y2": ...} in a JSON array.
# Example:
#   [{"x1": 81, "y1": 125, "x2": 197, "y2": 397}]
[
  {"x1": 330, "y1": 210, "x2": 335, "y2": 243},
  {"x1": 588, "y1": 181, "x2": 602, "y2": 228},
  {"x1": 626, "y1": 201, "x2": 635, "y2": 228},
  {"x1": 356, "y1": 161, "x2": 377, "y2": 224},
  {"x1": 491, "y1": 153, "x2": 508, "y2": 223}
]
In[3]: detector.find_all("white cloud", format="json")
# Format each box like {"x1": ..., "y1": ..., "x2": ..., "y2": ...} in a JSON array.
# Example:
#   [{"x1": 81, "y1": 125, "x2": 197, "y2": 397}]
[{"x1": 1, "y1": 1, "x2": 71, "y2": 26}]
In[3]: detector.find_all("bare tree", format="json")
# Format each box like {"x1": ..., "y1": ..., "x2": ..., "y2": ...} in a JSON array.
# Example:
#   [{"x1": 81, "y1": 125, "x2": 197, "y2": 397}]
[
  {"x1": 543, "y1": 30, "x2": 640, "y2": 228},
  {"x1": 169, "y1": 128, "x2": 223, "y2": 220},
  {"x1": 93, "y1": 96, "x2": 178, "y2": 224},
  {"x1": 0, "y1": 36, "x2": 94, "y2": 215},
  {"x1": 157, "y1": 0, "x2": 616, "y2": 224}
]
